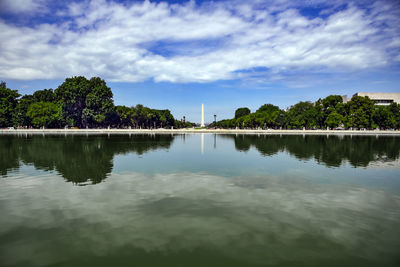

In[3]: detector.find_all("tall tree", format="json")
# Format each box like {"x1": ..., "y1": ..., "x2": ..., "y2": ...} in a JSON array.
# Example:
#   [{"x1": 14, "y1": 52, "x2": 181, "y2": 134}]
[
  {"x1": 321, "y1": 95, "x2": 343, "y2": 110},
  {"x1": 373, "y1": 106, "x2": 396, "y2": 129},
  {"x1": 388, "y1": 103, "x2": 400, "y2": 129},
  {"x1": 115, "y1": 105, "x2": 134, "y2": 128},
  {"x1": 285, "y1": 101, "x2": 317, "y2": 129},
  {"x1": 255, "y1": 104, "x2": 281, "y2": 128},
  {"x1": 235, "y1": 107, "x2": 251, "y2": 118},
  {"x1": 55, "y1": 76, "x2": 114, "y2": 128},
  {"x1": 345, "y1": 96, "x2": 374, "y2": 129},
  {"x1": 13, "y1": 95, "x2": 33, "y2": 127},
  {"x1": 84, "y1": 77, "x2": 114, "y2": 127},
  {"x1": 0, "y1": 81, "x2": 20, "y2": 127},
  {"x1": 256, "y1": 104, "x2": 279, "y2": 114},
  {"x1": 55, "y1": 76, "x2": 91, "y2": 127}
]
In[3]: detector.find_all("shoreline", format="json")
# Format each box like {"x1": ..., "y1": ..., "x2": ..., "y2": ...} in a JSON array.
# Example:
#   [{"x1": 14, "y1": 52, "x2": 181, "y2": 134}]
[{"x1": 1, "y1": 128, "x2": 400, "y2": 135}]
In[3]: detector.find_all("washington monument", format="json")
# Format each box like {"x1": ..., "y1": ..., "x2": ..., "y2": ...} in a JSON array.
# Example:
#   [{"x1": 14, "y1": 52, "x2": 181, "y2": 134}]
[{"x1": 201, "y1": 104, "x2": 205, "y2": 127}]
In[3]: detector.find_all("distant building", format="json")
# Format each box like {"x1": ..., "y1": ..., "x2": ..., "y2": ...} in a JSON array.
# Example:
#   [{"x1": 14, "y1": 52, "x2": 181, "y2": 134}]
[
  {"x1": 341, "y1": 93, "x2": 400, "y2": 106},
  {"x1": 354, "y1": 93, "x2": 400, "y2": 105}
]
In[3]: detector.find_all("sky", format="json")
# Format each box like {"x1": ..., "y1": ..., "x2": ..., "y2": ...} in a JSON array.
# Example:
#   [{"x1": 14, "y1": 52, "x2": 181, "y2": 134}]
[{"x1": 0, "y1": 0, "x2": 400, "y2": 123}]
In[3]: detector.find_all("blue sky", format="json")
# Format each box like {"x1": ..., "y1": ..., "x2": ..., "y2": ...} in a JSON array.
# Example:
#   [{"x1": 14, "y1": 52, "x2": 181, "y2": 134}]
[{"x1": 1, "y1": 0, "x2": 399, "y2": 123}]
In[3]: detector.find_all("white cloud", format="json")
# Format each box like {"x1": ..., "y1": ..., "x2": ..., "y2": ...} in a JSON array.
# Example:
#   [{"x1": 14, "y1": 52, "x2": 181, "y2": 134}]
[
  {"x1": 0, "y1": 0, "x2": 46, "y2": 13},
  {"x1": 0, "y1": 0, "x2": 399, "y2": 82}
]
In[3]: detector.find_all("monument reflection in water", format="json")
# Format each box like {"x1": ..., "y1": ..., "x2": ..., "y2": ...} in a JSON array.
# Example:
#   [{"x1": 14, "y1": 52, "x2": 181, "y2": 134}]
[{"x1": 0, "y1": 134, "x2": 399, "y2": 267}]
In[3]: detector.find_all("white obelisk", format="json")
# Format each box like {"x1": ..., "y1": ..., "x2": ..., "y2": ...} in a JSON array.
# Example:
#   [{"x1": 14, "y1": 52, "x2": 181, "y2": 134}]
[{"x1": 201, "y1": 104, "x2": 205, "y2": 127}]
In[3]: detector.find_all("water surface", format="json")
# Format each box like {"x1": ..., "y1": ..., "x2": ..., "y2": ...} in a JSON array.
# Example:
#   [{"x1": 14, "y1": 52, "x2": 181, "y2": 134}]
[{"x1": 1, "y1": 134, "x2": 399, "y2": 266}]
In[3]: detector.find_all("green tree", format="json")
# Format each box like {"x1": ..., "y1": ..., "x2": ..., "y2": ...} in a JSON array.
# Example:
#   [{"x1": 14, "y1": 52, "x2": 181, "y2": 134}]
[
  {"x1": 235, "y1": 107, "x2": 250, "y2": 119},
  {"x1": 372, "y1": 106, "x2": 396, "y2": 129},
  {"x1": 285, "y1": 101, "x2": 317, "y2": 129},
  {"x1": 84, "y1": 77, "x2": 114, "y2": 127},
  {"x1": 27, "y1": 102, "x2": 62, "y2": 128},
  {"x1": 13, "y1": 95, "x2": 34, "y2": 127},
  {"x1": 153, "y1": 109, "x2": 175, "y2": 128},
  {"x1": 325, "y1": 112, "x2": 344, "y2": 128},
  {"x1": 256, "y1": 104, "x2": 280, "y2": 114},
  {"x1": 55, "y1": 76, "x2": 114, "y2": 128},
  {"x1": 33, "y1": 89, "x2": 55, "y2": 103},
  {"x1": 314, "y1": 95, "x2": 345, "y2": 128},
  {"x1": 388, "y1": 103, "x2": 400, "y2": 129},
  {"x1": 115, "y1": 105, "x2": 134, "y2": 128},
  {"x1": 345, "y1": 96, "x2": 374, "y2": 129},
  {"x1": 255, "y1": 104, "x2": 281, "y2": 128},
  {"x1": 55, "y1": 76, "x2": 91, "y2": 127},
  {"x1": 104, "y1": 109, "x2": 120, "y2": 128},
  {"x1": 0, "y1": 81, "x2": 20, "y2": 127},
  {"x1": 322, "y1": 95, "x2": 343, "y2": 110},
  {"x1": 314, "y1": 99, "x2": 325, "y2": 128},
  {"x1": 242, "y1": 113, "x2": 257, "y2": 128}
]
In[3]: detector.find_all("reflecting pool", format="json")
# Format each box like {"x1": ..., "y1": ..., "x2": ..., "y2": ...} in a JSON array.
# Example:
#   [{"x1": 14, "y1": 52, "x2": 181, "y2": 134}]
[{"x1": 1, "y1": 134, "x2": 400, "y2": 266}]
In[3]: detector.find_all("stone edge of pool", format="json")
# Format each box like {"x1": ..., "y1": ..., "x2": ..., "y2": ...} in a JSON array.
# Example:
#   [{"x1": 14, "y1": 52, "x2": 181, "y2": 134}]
[{"x1": 1, "y1": 129, "x2": 400, "y2": 135}]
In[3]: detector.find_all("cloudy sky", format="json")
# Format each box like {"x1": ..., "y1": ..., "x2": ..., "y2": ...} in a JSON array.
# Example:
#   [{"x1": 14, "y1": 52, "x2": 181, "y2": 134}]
[{"x1": 1, "y1": 0, "x2": 399, "y2": 122}]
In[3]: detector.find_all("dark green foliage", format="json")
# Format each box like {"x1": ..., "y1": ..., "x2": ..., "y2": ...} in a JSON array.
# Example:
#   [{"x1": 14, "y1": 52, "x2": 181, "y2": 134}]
[
  {"x1": 0, "y1": 81, "x2": 20, "y2": 127},
  {"x1": 325, "y1": 112, "x2": 344, "y2": 128},
  {"x1": 214, "y1": 95, "x2": 399, "y2": 130},
  {"x1": 1, "y1": 78, "x2": 399, "y2": 130},
  {"x1": 116, "y1": 105, "x2": 135, "y2": 128},
  {"x1": 13, "y1": 94, "x2": 34, "y2": 127},
  {"x1": 388, "y1": 103, "x2": 400, "y2": 129},
  {"x1": 256, "y1": 104, "x2": 279, "y2": 114},
  {"x1": 212, "y1": 119, "x2": 236, "y2": 128},
  {"x1": 104, "y1": 109, "x2": 120, "y2": 128},
  {"x1": 345, "y1": 96, "x2": 375, "y2": 129},
  {"x1": 174, "y1": 120, "x2": 196, "y2": 128},
  {"x1": 235, "y1": 107, "x2": 250, "y2": 118},
  {"x1": 55, "y1": 76, "x2": 114, "y2": 128},
  {"x1": 322, "y1": 95, "x2": 343, "y2": 110},
  {"x1": 83, "y1": 77, "x2": 114, "y2": 127},
  {"x1": 27, "y1": 102, "x2": 62, "y2": 128},
  {"x1": 372, "y1": 105, "x2": 396, "y2": 129},
  {"x1": 214, "y1": 104, "x2": 284, "y2": 129},
  {"x1": 55, "y1": 76, "x2": 91, "y2": 127},
  {"x1": 33, "y1": 89, "x2": 55, "y2": 103},
  {"x1": 285, "y1": 102, "x2": 317, "y2": 129},
  {"x1": 315, "y1": 95, "x2": 345, "y2": 128},
  {"x1": 1, "y1": 76, "x2": 184, "y2": 129},
  {"x1": 152, "y1": 108, "x2": 175, "y2": 128},
  {"x1": 114, "y1": 104, "x2": 182, "y2": 129},
  {"x1": 255, "y1": 104, "x2": 282, "y2": 128}
]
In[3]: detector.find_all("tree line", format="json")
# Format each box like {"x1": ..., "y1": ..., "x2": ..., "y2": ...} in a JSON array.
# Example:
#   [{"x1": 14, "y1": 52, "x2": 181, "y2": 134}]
[
  {"x1": 1, "y1": 77, "x2": 399, "y2": 130},
  {"x1": 0, "y1": 77, "x2": 194, "y2": 129},
  {"x1": 211, "y1": 95, "x2": 400, "y2": 130}
]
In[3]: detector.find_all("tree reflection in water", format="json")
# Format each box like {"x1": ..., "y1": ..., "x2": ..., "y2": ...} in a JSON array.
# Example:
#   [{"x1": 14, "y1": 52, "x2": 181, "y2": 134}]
[
  {"x1": 224, "y1": 134, "x2": 400, "y2": 167},
  {"x1": 0, "y1": 134, "x2": 175, "y2": 184},
  {"x1": 1, "y1": 134, "x2": 400, "y2": 185}
]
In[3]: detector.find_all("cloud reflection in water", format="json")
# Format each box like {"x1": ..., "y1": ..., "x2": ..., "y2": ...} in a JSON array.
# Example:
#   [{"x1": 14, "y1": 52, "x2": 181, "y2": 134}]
[{"x1": 1, "y1": 171, "x2": 399, "y2": 266}]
